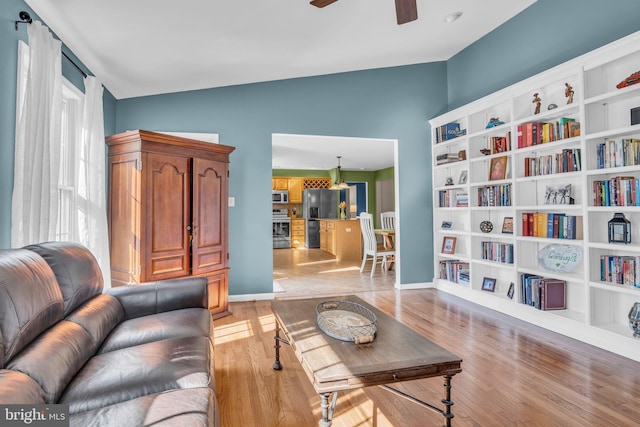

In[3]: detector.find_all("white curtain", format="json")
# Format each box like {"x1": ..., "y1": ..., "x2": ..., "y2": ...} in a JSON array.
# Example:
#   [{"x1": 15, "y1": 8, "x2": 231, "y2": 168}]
[
  {"x1": 12, "y1": 21, "x2": 62, "y2": 247},
  {"x1": 78, "y1": 77, "x2": 112, "y2": 288}
]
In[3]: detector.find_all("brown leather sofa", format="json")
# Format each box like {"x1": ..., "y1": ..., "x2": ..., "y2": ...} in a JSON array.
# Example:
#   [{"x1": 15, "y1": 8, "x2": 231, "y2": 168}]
[{"x1": 0, "y1": 242, "x2": 218, "y2": 426}]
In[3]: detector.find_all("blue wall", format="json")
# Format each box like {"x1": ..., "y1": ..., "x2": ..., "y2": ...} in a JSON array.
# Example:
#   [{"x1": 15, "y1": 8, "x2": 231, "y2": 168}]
[
  {"x1": 3, "y1": 0, "x2": 640, "y2": 296},
  {"x1": 115, "y1": 64, "x2": 447, "y2": 295},
  {"x1": 447, "y1": 0, "x2": 640, "y2": 109}
]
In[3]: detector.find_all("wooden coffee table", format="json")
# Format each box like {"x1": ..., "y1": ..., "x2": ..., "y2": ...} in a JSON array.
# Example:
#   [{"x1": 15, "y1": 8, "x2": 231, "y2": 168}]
[{"x1": 271, "y1": 296, "x2": 462, "y2": 427}]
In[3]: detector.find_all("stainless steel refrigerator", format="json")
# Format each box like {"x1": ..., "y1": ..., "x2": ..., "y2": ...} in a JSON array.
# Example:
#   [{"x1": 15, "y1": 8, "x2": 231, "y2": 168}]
[{"x1": 303, "y1": 189, "x2": 339, "y2": 248}]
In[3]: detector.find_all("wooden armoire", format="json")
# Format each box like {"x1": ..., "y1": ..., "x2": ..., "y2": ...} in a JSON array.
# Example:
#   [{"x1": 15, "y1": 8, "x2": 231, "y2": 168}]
[{"x1": 105, "y1": 130, "x2": 235, "y2": 319}]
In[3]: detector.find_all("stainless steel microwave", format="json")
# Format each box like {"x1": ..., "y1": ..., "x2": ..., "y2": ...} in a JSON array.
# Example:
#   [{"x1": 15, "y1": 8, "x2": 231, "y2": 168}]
[{"x1": 272, "y1": 190, "x2": 288, "y2": 204}]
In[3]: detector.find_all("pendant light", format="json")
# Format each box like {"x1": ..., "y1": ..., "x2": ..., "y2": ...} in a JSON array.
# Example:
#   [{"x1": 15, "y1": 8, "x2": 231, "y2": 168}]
[{"x1": 331, "y1": 156, "x2": 350, "y2": 190}]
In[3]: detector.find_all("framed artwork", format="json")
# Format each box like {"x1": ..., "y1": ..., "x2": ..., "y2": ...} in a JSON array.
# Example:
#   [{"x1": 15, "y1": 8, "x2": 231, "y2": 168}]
[
  {"x1": 482, "y1": 277, "x2": 496, "y2": 292},
  {"x1": 458, "y1": 170, "x2": 468, "y2": 184},
  {"x1": 489, "y1": 156, "x2": 508, "y2": 181},
  {"x1": 502, "y1": 217, "x2": 514, "y2": 234},
  {"x1": 507, "y1": 282, "x2": 515, "y2": 299},
  {"x1": 441, "y1": 236, "x2": 457, "y2": 254},
  {"x1": 441, "y1": 221, "x2": 452, "y2": 229},
  {"x1": 544, "y1": 184, "x2": 573, "y2": 205}
]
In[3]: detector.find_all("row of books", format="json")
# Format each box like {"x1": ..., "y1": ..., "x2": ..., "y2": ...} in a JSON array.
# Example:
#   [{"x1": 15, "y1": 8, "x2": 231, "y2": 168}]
[
  {"x1": 438, "y1": 190, "x2": 468, "y2": 207},
  {"x1": 477, "y1": 184, "x2": 512, "y2": 207},
  {"x1": 519, "y1": 274, "x2": 566, "y2": 310},
  {"x1": 439, "y1": 260, "x2": 470, "y2": 285},
  {"x1": 595, "y1": 138, "x2": 640, "y2": 169},
  {"x1": 488, "y1": 133, "x2": 512, "y2": 154},
  {"x1": 480, "y1": 241, "x2": 514, "y2": 264},
  {"x1": 523, "y1": 148, "x2": 582, "y2": 177},
  {"x1": 521, "y1": 212, "x2": 583, "y2": 239},
  {"x1": 517, "y1": 118, "x2": 580, "y2": 148},
  {"x1": 592, "y1": 176, "x2": 640, "y2": 206},
  {"x1": 435, "y1": 122, "x2": 467, "y2": 144},
  {"x1": 600, "y1": 255, "x2": 640, "y2": 287}
]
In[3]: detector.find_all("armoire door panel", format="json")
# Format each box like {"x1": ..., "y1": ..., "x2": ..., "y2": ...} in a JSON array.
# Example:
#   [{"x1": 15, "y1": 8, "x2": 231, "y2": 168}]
[
  {"x1": 108, "y1": 155, "x2": 142, "y2": 285},
  {"x1": 146, "y1": 153, "x2": 191, "y2": 280},
  {"x1": 192, "y1": 158, "x2": 228, "y2": 274}
]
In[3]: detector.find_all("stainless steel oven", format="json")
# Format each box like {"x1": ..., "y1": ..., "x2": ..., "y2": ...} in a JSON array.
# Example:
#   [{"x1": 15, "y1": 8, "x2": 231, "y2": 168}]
[{"x1": 272, "y1": 209, "x2": 291, "y2": 249}]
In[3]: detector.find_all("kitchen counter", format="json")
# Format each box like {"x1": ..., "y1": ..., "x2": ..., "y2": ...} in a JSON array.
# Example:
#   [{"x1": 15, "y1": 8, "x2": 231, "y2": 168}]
[{"x1": 318, "y1": 219, "x2": 362, "y2": 261}]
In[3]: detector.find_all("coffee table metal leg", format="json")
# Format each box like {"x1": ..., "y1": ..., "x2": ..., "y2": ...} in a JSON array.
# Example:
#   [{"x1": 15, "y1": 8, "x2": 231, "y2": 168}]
[
  {"x1": 273, "y1": 322, "x2": 289, "y2": 370},
  {"x1": 441, "y1": 374, "x2": 454, "y2": 427},
  {"x1": 319, "y1": 391, "x2": 338, "y2": 427}
]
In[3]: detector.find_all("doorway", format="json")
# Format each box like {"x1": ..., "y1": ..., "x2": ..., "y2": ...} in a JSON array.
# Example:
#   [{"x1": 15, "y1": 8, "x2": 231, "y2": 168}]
[{"x1": 272, "y1": 133, "x2": 399, "y2": 295}]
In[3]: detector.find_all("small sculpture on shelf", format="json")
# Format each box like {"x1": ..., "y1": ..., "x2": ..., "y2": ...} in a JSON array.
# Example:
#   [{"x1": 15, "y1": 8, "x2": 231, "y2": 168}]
[
  {"x1": 485, "y1": 117, "x2": 504, "y2": 128},
  {"x1": 445, "y1": 177, "x2": 454, "y2": 186},
  {"x1": 480, "y1": 148, "x2": 491, "y2": 156},
  {"x1": 532, "y1": 93, "x2": 542, "y2": 114},
  {"x1": 565, "y1": 83, "x2": 574, "y2": 104},
  {"x1": 616, "y1": 70, "x2": 640, "y2": 89},
  {"x1": 547, "y1": 103, "x2": 558, "y2": 110}
]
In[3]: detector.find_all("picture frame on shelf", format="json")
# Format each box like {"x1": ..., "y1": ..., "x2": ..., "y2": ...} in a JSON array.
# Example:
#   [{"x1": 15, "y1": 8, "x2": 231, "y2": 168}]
[
  {"x1": 441, "y1": 236, "x2": 457, "y2": 254},
  {"x1": 458, "y1": 170, "x2": 468, "y2": 185},
  {"x1": 482, "y1": 277, "x2": 497, "y2": 292},
  {"x1": 441, "y1": 221, "x2": 452, "y2": 229},
  {"x1": 544, "y1": 184, "x2": 574, "y2": 205},
  {"x1": 489, "y1": 156, "x2": 507, "y2": 181},
  {"x1": 507, "y1": 282, "x2": 515, "y2": 299},
  {"x1": 502, "y1": 217, "x2": 514, "y2": 234}
]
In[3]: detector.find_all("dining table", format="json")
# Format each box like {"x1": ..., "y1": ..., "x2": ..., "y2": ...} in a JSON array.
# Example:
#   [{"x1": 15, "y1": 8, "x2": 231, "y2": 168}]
[{"x1": 374, "y1": 228, "x2": 396, "y2": 269}]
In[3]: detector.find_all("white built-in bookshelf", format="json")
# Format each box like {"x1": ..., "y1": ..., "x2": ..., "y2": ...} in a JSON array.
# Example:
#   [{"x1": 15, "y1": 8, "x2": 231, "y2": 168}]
[{"x1": 430, "y1": 30, "x2": 640, "y2": 362}]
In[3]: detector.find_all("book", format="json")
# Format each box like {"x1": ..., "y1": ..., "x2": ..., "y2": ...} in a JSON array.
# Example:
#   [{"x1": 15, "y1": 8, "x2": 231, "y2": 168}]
[{"x1": 540, "y1": 279, "x2": 566, "y2": 310}]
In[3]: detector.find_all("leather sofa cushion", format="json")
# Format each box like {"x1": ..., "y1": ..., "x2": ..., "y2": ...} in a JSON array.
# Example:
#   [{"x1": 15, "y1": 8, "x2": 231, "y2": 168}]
[
  {"x1": 60, "y1": 336, "x2": 214, "y2": 414},
  {"x1": 108, "y1": 277, "x2": 208, "y2": 320},
  {"x1": 68, "y1": 388, "x2": 216, "y2": 427},
  {"x1": 0, "y1": 369, "x2": 47, "y2": 404},
  {"x1": 7, "y1": 320, "x2": 94, "y2": 403},
  {"x1": 26, "y1": 242, "x2": 104, "y2": 317},
  {"x1": 66, "y1": 294, "x2": 124, "y2": 352},
  {"x1": 0, "y1": 249, "x2": 64, "y2": 366},
  {"x1": 99, "y1": 308, "x2": 211, "y2": 353}
]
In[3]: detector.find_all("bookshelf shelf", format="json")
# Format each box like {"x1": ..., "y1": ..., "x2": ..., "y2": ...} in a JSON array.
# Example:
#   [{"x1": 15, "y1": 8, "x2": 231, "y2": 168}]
[{"x1": 430, "y1": 30, "x2": 640, "y2": 362}]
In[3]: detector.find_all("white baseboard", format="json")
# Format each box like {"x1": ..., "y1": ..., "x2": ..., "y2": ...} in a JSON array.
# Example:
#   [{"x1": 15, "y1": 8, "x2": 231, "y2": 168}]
[
  {"x1": 229, "y1": 293, "x2": 275, "y2": 302},
  {"x1": 395, "y1": 281, "x2": 433, "y2": 290}
]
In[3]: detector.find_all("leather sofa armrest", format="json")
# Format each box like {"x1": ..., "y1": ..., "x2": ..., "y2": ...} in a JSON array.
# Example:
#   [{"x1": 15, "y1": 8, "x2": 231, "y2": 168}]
[{"x1": 107, "y1": 277, "x2": 208, "y2": 320}]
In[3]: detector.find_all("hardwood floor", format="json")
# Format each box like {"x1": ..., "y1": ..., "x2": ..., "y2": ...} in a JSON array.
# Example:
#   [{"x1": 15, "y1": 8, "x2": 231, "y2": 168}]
[{"x1": 214, "y1": 249, "x2": 640, "y2": 426}]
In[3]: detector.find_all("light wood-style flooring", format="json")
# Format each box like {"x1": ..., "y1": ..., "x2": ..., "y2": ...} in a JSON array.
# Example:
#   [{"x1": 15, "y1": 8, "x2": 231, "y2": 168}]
[{"x1": 213, "y1": 249, "x2": 640, "y2": 426}]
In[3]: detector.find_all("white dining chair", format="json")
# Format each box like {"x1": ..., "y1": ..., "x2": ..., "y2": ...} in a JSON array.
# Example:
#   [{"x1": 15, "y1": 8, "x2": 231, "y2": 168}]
[
  {"x1": 380, "y1": 211, "x2": 396, "y2": 248},
  {"x1": 359, "y1": 213, "x2": 395, "y2": 277}
]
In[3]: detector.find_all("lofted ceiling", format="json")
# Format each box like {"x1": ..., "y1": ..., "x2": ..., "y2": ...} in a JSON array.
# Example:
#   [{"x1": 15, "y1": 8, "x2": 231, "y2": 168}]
[
  {"x1": 23, "y1": 0, "x2": 535, "y2": 172},
  {"x1": 24, "y1": 0, "x2": 536, "y2": 100}
]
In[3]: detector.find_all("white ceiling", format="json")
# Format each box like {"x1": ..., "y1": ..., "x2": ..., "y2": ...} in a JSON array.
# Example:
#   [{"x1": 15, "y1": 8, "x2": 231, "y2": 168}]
[
  {"x1": 272, "y1": 134, "x2": 395, "y2": 171},
  {"x1": 24, "y1": 0, "x2": 536, "y2": 100},
  {"x1": 23, "y1": 0, "x2": 535, "y2": 172}
]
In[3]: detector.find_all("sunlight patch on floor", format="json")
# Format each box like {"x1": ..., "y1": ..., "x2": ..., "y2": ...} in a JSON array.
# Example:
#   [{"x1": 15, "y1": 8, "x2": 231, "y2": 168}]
[
  {"x1": 297, "y1": 259, "x2": 339, "y2": 266},
  {"x1": 214, "y1": 320, "x2": 253, "y2": 344},
  {"x1": 319, "y1": 266, "x2": 362, "y2": 274}
]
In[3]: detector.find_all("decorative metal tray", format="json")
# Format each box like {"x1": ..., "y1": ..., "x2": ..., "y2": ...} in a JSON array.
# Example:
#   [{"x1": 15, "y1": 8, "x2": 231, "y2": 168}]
[{"x1": 316, "y1": 300, "x2": 377, "y2": 344}]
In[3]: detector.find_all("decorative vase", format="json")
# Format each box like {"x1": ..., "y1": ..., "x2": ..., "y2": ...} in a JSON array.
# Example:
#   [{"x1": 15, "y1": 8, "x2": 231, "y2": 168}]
[
  {"x1": 629, "y1": 302, "x2": 640, "y2": 338},
  {"x1": 340, "y1": 208, "x2": 346, "y2": 220}
]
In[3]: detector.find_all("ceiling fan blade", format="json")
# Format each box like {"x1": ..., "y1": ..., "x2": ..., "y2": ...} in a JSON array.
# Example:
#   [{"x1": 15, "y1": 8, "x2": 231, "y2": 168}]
[
  {"x1": 395, "y1": 0, "x2": 418, "y2": 24},
  {"x1": 310, "y1": 0, "x2": 339, "y2": 8}
]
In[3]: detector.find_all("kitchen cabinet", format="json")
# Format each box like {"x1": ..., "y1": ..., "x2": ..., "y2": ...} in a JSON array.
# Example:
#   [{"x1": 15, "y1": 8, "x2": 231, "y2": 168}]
[
  {"x1": 319, "y1": 220, "x2": 362, "y2": 261},
  {"x1": 106, "y1": 130, "x2": 235, "y2": 319},
  {"x1": 291, "y1": 219, "x2": 306, "y2": 248},
  {"x1": 272, "y1": 178, "x2": 288, "y2": 190},
  {"x1": 288, "y1": 178, "x2": 303, "y2": 203}
]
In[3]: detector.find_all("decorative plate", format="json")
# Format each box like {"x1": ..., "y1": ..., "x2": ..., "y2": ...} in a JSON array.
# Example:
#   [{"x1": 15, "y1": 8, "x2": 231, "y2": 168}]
[
  {"x1": 479, "y1": 220, "x2": 493, "y2": 233},
  {"x1": 537, "y1": 244, "x2": 582, "y2": 272}
]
